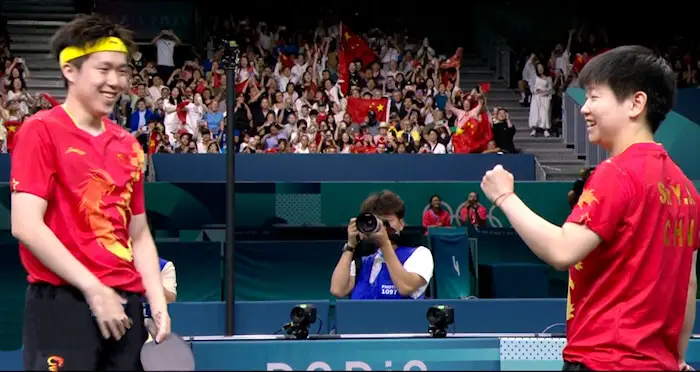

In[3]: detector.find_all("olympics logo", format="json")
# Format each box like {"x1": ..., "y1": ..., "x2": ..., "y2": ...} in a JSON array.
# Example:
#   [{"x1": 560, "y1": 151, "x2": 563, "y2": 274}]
[{"x1": 422, "y1": 201, "x2": 504, "y2": 227}]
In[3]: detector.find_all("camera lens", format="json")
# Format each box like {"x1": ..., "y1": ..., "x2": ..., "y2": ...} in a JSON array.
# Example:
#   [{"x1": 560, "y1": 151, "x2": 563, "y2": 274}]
[{"x1": 356, "y1": 213, "x2": 381, "y2": 234}]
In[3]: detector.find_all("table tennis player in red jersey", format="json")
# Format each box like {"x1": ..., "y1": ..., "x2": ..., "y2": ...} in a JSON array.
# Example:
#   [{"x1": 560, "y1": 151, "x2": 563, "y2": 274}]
[
  {"x1": 9, "y1": 14, "x2": 171, "y2": 371},
  {"x1": 481, "y1": 45, "x2": 700, "y2": 371}
]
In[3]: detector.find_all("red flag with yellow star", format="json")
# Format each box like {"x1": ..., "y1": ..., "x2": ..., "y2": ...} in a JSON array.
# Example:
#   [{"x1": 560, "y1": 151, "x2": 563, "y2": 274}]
[
  {"x1": 147, "y1": 130, "x2": 159, "y2": 155},
  {"x1": 279, "y1": 53, "x2": 296, "y2": 69},
  {"x1": 346, "y1": 97, "x2": 389, "y2": 124},
  {"x1": 337, "y1": 49, "x2": 350, "y2": 95},
  {"x1": 451, "y1": 111, "x2": 493, "y2": 153},
  {"x1": 4, "y1": 120, "x2": 22, "y2": 153},
  {"x1": 339, "y1": 24, "x2": 377, "y2": 67}
]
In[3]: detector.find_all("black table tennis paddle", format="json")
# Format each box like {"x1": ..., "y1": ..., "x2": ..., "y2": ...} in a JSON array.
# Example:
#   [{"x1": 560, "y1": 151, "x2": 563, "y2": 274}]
[{"x1": 140, "y1": 332, "x2": 195, "y2": 371}]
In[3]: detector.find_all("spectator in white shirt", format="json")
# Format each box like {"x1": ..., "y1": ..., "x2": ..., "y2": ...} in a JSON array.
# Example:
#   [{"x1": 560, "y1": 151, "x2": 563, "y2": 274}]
[{"x1": 151, "y1": 29, "x2": 181, "y2": 81}]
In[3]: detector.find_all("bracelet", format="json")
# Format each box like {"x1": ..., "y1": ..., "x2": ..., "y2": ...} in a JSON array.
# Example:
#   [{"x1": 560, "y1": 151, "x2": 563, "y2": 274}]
[{"x1": 494, "y1": 192, "x2": 514, "y2": 208}]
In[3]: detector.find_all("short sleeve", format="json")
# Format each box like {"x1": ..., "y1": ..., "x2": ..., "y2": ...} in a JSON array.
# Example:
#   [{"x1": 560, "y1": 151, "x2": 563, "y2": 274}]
[
  {"x1": 161, "y1": 261, "x2": 177, "y2": 295},
  {"x1": 403, "y1": 246, "x2": 434, "y2": 285},
  {"x1": 350, "y1": 260, "x2": 356, "y2": 277},
  {"x1": 10, "y1": 117, "x2": 56, "y2": 199},
  {"x1": 565, "y1": 161, "x2": 633, "y2": 242},
  {"x1": 403, "y1": 246, "x2": 434, "y2": 299},
  {"x1": 130, "y1": 147, "x2": 146, "y2": 215}
]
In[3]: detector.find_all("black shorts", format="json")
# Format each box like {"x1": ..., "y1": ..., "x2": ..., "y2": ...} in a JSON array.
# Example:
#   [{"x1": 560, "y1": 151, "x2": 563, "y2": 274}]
[{"x1": 22, "y1": 283, "x2": 147, "y2": 371}]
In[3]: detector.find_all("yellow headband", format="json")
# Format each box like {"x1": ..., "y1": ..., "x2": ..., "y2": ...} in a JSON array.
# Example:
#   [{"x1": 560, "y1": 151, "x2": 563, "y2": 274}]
[{"x1": 59, "y1": 37, "x2": 128, "y2": 66}]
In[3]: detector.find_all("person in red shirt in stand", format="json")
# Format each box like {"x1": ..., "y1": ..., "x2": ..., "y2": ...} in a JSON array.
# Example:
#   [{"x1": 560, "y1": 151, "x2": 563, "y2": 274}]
[
  {"x1": 480, "y1": 46, "x2": 699, "y2": 371},
  {"x1": 459, "y1": 192, "x2": 488, "y2": 228},
  {"x1": 10, "y1": 14, "x2": 170, "y2": 370},
  {"x1": 422, "y1": 194, "x2": 452, "y2": 235}
]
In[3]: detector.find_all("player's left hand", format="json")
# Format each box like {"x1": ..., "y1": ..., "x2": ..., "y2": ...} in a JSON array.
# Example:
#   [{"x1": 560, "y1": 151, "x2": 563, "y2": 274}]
[
  {"x1": 680, "y1": 361, "x2": 695, "y2": 371},
  {"x1": 152, "y1": 309, "x2": 172, "y2": 343},
  {"x1": 481, "y1": 165, "x2": 515, "y2": 203}
]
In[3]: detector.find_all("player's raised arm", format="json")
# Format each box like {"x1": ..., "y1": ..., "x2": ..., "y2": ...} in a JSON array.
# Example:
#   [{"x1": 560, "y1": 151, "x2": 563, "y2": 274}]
[
  {"x1": 11, "y1": 119, "x2": 102, "y2": 293},
  {"x1": 481, "y1": 162, "x2": 630, "y2": 270}
]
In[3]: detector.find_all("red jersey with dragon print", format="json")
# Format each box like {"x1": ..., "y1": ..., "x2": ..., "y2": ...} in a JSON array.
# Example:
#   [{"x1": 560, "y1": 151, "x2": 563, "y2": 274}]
[
  {"x1": 563, "y1": 143, "x2": 699, "y2": 370},
  {"x1": 10, "y1": 106, "x2": 146, "y2": 293}
]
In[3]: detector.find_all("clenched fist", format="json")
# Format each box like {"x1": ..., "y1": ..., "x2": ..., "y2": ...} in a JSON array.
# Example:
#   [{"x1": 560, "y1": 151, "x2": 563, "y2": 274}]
[{"x1": 480, "y1": 165, "x2": 515, "y2": 203}]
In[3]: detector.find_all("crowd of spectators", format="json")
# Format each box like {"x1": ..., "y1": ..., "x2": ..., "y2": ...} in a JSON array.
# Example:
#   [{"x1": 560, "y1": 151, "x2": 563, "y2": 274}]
[
  {"x1": 116, "y1": 17, "x2": 517, "y2": 155},
  {"x1": 515, "y1": 24, "x2": 700, "y2": 138},
  {"x1": 0, "y1": 13, "x2": 572, "y2": 156},
  {"x1": 0, "y1": 13, "x2": 521, "y2": 156},
  {"x1": 1, "y1": 17, "x2": 51, "y2": 153}
]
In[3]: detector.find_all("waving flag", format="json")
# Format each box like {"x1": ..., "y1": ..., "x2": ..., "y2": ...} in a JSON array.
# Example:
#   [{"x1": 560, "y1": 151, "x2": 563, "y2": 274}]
[
  {"x1": 176, "y1": 101, "x2": 189, "y2": 123},
  {"x1": 452, "y1": 111, "x2": 493, "y2": 154},
  {"x1": 346, "y1": 97, "x2": 390, "y2": 124},
  {"x1": 279, "y1": 53, "x2": 296, "y2": 69},
  {"x1": 4, "y1": 120, "x2": 22, "y2": 153},
  {"x1": 440, "y1": 47, "x2": 463, "y2": 86},
  {"x1": 147, "y1": 131, "x2": 159, "y2": 154},
  {"x1": 337, "y1": 49, "x2": 350, "y2": 94},
  {"x1": 339, "y1": 23, "x2": 376, "y2": 67}
]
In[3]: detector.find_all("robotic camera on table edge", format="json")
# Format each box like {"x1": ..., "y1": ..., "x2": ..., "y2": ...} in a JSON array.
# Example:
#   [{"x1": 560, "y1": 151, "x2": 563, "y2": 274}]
[
  {"x1": 282, "y1": 304, "x2": 317, "y2": 340},
  {"x1": 219, "y1": 39, "x2": 240, "y2": 71},
  {"x1": 427, "y1": 305, "x2": 454, "y2": 338}
]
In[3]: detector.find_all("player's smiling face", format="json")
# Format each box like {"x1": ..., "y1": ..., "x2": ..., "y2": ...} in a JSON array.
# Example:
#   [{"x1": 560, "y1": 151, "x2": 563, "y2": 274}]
[
  {"x1": 71, "y1": 51, "x2": 128, "y2": 117},
  {"x1": 580, "y1": 83, "x2": 630, "y2": 149}
]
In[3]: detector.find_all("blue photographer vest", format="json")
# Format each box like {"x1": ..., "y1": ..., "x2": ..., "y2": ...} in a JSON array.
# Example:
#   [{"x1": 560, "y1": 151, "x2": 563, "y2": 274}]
[
  {"x1": 350, "y1": 246, "x2": 423, "y2": 300},
  {"x1": 143, "y1": 257, "x2": 170, "y2": 318}
]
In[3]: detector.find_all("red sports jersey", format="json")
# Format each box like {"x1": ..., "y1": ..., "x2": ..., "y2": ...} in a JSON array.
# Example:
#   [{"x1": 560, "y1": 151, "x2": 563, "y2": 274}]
[
  {"x1": 564, "y1": 143, "x2": 700, "y2": 370},
  {"x1": 11, "y1": 106, "x2": 147, "y2": 294}
]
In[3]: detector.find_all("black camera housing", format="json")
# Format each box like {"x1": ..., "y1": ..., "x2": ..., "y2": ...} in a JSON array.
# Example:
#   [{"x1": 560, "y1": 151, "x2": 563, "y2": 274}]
[{"x1": 355, "y1": 213, "x2": 387, "y2": 235}]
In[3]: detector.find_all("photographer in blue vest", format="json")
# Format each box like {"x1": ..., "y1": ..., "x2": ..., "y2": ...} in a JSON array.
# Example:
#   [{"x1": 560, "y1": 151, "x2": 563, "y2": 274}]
[
  {"x1": 330, "y1": 190, "x2": 434, "y2": 299},
  {"x1": 144, "y1": 257, "x2": 177, "y2": 342}
]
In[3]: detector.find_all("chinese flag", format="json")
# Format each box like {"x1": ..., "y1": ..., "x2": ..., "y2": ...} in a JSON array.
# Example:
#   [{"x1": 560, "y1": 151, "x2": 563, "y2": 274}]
[
  {"x1": 4, "y1": 120, "x2": 22, "y2": 153},
  {"x1": 440, "y1": 47, "x2": 463, "y2": 86},
  {"x1": 235, "y1": 80, "x2": 249, "y2": 94},
  {"x1": 346, "y1": 97, "x2": 389, "y2": 124},
  {"x1": 176, "y1": 101, "x2": 189, "y2": 123},
  {"x1": 339, "y1": 24, "x2": 376, "y2": 67},
  {"x1": 147, "y1": 131, "x2": 158, "y2": 154},
  {"x1": 439, "y1": 47, "x2": 463, "y2": 70},
  {"x1": 279, "y1": 53, "x2": 296, "y2": 69},
  {"x1": 478, "y1": 82, "x2": 491, "y2": 95},
  {"x1": 40, "y1": 92, "x2": 60, "y2": 107},
  {"x1": 337, "y1": 50, "x2": 349, "y2": 94},
  {"x1": 451, "y1": 111, "x2": 493, "y2": 154}
]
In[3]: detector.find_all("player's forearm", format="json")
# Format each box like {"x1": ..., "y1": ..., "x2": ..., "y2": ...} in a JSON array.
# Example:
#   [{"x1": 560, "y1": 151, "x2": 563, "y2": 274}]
[
  {"x1": 132, "y1": 233, "x2": 167, "y2": 311},
  {"x1": 13, "y1": 222, "x2": 101, "y2": 292},
  {"x1": 499, "y1": 194, "x2": 568, "y2": 269},
  {"x1": 679, "y1": 277, "x2": 697, "y2": 361}
]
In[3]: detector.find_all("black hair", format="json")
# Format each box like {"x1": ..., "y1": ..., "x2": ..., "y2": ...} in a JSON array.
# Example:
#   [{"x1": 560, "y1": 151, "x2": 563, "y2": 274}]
[
  {"x1": 578, "y1": 45, "x2": 676, "y2": 133},
  {"x1": 429, "y1": 194, "x2": 441, "y2": 203},
  {"x1": 50, "y1": 14, "x2": 136, "y2": 88}
]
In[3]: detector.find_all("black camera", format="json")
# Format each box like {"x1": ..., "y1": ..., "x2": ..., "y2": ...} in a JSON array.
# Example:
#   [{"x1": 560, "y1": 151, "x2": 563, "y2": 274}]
[
  {"x1": 356, "y1": 213, "x2": 387, "y2": 235},
  {"x1": 219, "y1": 39, "x2": 240, "y2": 70}
]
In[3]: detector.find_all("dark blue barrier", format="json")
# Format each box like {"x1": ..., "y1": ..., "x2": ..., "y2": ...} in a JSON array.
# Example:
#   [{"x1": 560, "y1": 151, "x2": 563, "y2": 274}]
[
  {"x1": 676, "y1": 89, "x2": 700, "y2": 126},
  {"x1": 170, "y1": 300, "x2": 331, "y2": 336},
  {"x1": 150, "y1": 154, "x2": 536, "y2": 182},
  {"x1": 334, "y1": 298, "x2": 700, "y2": 335},
  {"x1": 334, "y1": 299, "x2": 567, "y2": 334},
  {"x1": 0, "y1": 156, "x2": 8, "y2": 184}
]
